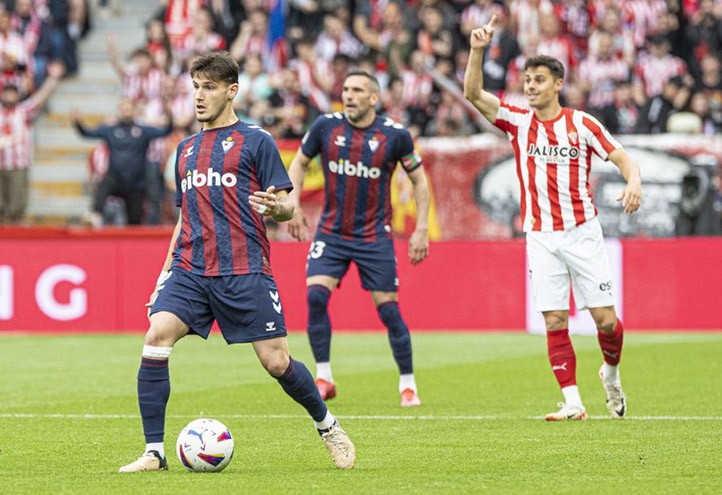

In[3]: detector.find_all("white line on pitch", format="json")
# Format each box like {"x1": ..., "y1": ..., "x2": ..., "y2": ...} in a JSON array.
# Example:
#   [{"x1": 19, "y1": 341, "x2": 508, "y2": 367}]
[{"x1": 1, "y1": 413, "x2": 722, "y2": 421}]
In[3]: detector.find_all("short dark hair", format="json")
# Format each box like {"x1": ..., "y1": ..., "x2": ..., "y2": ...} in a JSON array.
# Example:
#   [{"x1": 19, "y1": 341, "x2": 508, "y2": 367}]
[
  {"x1": 345, "y1": 70, "x2": 380, "y2": 93},
  {"x1": 190, "y1": 51, "x2": 239, "y2": 86},
  {"x1": 524, "y1": 55, "x2": 565, "y2": 81}
]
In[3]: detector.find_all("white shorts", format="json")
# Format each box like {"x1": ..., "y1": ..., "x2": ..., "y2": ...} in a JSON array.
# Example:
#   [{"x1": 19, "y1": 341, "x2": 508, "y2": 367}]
[{"x1": 526, "y1": 217, "x2": 615, "y2": 312}]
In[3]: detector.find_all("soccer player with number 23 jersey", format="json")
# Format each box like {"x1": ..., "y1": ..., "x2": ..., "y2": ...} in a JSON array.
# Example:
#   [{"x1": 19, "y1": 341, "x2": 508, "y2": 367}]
[{"x1": 287, "y1": 71, "x2": 430, "y2": 407}]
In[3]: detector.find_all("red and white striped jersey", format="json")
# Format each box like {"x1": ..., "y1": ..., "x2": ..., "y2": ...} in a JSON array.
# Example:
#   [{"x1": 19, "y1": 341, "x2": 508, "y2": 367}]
[
  {"x1": 622, "y1": 0, "x2": 667, "y2": 48},
  {"x1": 633, "y1": 52, "x2": 687, "y2": 98},
  {"x1": 123, "y1": 67, "x2": 166, "y2": 103},
  {"x1": 577, "y1": 55, "x2": 630, "y2": 108},
  {"x1": 493, "y1": 102, "x2": 621, "y2": 232},
  {"x1": 0, "y1": 99, "x2": 40, "y2": 170}
]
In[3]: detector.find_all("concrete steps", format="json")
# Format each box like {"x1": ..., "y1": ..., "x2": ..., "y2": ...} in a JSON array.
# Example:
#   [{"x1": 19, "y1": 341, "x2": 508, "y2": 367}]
[{"x1": 27, "y1": 0, "x2": 157, "y2": 224}]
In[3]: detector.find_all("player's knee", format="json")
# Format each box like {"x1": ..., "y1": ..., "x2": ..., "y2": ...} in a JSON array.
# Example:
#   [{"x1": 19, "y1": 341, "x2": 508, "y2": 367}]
[
  {"x1": 543, "y1": 311, "x2": 568, "y2": 331},
  {"x1": 261, "y1": 352, "x2": 291, "y2": 378},
  {"x1": 377, "y1": 302, "x2": 408, "y2": 333},
  {"x1": 591, "y1": 307, "x2": 617, "y2": 333},
  {"x1": 307, "y1": 285, "x2": 331, "y2": 317}
]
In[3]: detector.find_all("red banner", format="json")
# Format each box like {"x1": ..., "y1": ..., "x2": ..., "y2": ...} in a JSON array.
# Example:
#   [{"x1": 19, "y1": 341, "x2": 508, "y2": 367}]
[{"x1": 0, "y1": 228, "x2": 720, "y2": 332}]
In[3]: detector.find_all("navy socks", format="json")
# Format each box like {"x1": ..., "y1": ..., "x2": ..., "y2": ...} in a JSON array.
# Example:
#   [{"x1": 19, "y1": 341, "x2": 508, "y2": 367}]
[
  {"x1": 277, "y1": 358, "x2": 328, "y2": 422},
  {"x1": 137, "y1": 357, "x2": 170, "y2": 444},
  {"x1": 307, "y1": 285, "x2": 332, "y2": 363},
  {"x1": 377, "y1": 302, "x2": 413, "y2": 374}
]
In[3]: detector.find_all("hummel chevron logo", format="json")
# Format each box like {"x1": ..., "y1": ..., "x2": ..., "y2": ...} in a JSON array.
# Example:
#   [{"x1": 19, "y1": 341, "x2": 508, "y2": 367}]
[
  {"x1": 552, "y1": 362, "x2": 568, "y2": 371},
  {"x1": 184, "y1": 145, "x2": 194, "y2": 157},
  {"x1": 334, "y1": 136, "x2": 346, "y2": 147},
  {"x1": 269, "y1": 291, "x2": 282, "y2": 314},
  {"x1": 265, "y1": 321, "x2": 276, "y2": 332}
]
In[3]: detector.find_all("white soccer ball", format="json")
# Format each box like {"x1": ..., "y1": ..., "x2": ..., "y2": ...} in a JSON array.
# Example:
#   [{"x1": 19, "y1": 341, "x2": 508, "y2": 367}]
[{"x1": 176, "y1": 418, "x2": 234, "y2": 472}]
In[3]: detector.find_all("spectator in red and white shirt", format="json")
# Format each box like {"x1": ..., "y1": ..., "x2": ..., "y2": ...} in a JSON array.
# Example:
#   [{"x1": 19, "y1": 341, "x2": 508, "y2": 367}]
[
  {"x1": 537, "y1": 13, "x2": 578, "y2": 79},
  {"x1": 177, "y1": 6, "x2": 226, "y2": 65},
  {"x1": 633, "y1": 34, "x2": 688, "y2": 99},
  {"x1": 163, "y1": 0, "x2": 206, "y2": 52},
  {"x1": 315, "y1": 12, "x2": 366, "y2": 63},
  {"x1": 0, "y1": 61, "x2": 63, "y2": 223},
  {"x1": 588, "y1": 9, "x2": 636, "y2": 69},
  {"x1": 0, "y1": 8, "x2": 32, "y2": 96},
  {"x1": 108, "y1": 36, "x2": 166, "y2": 106},
  {"x1": 577, "y1": 32, "x2": 630, "y2": 110},
  {"x1": 621, "y1": 0, "x2": 668, "y2": 49},
  {"x1": 292, "y1": 36, "x2": 333, "y2": 113},
  {"x1": 401, "y1": 49, "x2": 433, "y2": 108},
  {"x1": 509, "y1": 0, "x2": 554, "y2": 50},
  {"x1": 229, "y1": 8, "x2": 267, "y2": 66}
]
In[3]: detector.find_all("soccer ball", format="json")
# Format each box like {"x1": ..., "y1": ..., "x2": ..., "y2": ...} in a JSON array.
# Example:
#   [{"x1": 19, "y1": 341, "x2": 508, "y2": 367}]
[{"x1": 176, "y1": 418, "x2": 234, "y2": 472}]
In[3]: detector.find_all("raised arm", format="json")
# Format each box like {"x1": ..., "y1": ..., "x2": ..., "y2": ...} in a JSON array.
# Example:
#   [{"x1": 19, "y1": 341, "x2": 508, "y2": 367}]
[
  {"x1": 286, "y1": 148, "x2": 314, "y2": 241},
  {"x1": 463, "y1": 15, "x2": 501, "y2": 124},
  {"x1": 106, "y1": 33, "x2": 128, "y2": 80},
  {"x1": 607, "y1": 148, "x2": 642, "y2": 214},
  {"x1": 27, "y1": 61, "x2": 64, "y2": 110}
]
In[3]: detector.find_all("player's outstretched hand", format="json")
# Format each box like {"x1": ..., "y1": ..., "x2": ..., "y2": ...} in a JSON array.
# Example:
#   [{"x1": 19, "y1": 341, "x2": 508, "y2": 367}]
[
  {"x1": 408, "y1": 229, "x2": 429, "y2": 265},
  {"x1": 249, "y1": 185, "x2": 279, "y2": 216},
  {"x1": 617, "y1": 178, "x2": 642, "y2": 214},
  {"x1": 470, "y1": 15, "x2": 497, "y2": 49},
  {"x1": 287, "y1": 206, "x2": 309, "y2": 242}
]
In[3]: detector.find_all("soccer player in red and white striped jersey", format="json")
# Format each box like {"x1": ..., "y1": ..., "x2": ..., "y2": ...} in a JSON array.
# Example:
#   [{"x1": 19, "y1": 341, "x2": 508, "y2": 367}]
[{"x1": 464, "y1": 16, "x2": 642, "y2": 422}]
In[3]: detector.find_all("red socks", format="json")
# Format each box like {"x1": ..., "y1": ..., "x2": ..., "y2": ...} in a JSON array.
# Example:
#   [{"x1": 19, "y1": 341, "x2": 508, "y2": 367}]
[
  {"x1": 546, "y1": 329, "x2": 577, "y2": 388},
  {"x1": 598, "y1": 319, "x2": 624, "y2": 365}
]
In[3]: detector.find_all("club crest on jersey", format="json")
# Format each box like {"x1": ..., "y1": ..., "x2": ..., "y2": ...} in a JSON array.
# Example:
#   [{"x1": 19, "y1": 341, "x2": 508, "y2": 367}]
[
  {"x1": 221, "y1": 137, "x2": 234, "y2": 153},
  {"x1": 368, "y1": 137, "x2": 379, "y2": 153},
  {"x1": 567, "y1": 132, "x2": 578, "y2": 146}
]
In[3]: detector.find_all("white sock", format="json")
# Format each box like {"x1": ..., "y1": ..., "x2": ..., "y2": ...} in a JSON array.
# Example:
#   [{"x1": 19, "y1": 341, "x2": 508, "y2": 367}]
[
  {"x1": 561, "y1": 385, "x2": 584, "y2": 409},
  {"x1": 145, "y1": 442, "x2": 165, "y2": 458},
  {"x1": 602, "y1": 363, "x2": 620, "y2": 385},
  {"x1": 399, "y1": 373, "x2": 417, "y2": 393},
  {"x1": 315, "y1": 362, "x2": 333, "y2": 382},
  {"x1": 314, "y1": 410, "x2": 336, "y2": 430}
]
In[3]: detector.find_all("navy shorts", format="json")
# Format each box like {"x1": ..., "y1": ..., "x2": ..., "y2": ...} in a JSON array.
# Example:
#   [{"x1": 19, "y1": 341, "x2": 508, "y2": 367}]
[
  {"x1": 150, "y1": 268, "x2": 287, "y2": 344},
  {"x1": 306, "y1": 233, "x2": 399, "y2": 292}
]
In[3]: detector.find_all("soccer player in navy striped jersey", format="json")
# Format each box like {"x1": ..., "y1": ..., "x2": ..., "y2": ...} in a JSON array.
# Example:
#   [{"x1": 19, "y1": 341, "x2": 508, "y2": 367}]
[
  {"x1": 287, "y1": 71, "x2": 430, "y2": 407},
  {"x1": 119, "y1": 51, "x2": 354, "y2": 473}
]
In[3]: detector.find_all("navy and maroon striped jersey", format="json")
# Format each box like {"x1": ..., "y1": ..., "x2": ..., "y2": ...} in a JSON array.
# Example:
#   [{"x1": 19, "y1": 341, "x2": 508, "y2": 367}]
[
  {"x1": 301, "y1": 112, "x2": 422, "y2": 241},
  {"x1": 172, "y1": 120, "x2": 292, "y2": 276}
]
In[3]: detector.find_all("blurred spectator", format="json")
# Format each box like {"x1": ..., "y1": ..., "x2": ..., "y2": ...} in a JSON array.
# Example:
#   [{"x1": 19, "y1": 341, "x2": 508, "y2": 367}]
[
  {"x1": 688, "y1": 0, "x2": 722, "y2": 59},
  {"x1": 633, "y1": 34, "x2": 688, "y2": 101},
  {"x1": 144, "y1": 18, "x2": 173, "y2": 73},
  {"x1": 107, "y1": 37, "x2": 165, "y2": 106},
  {"x1": 554, "y1": 0, "x2": 591, "y2": 54},
  {"x1": 379, "y1": 1, "x2": 413, "y2": 79},
  {"x1": 0, "y1": 61, "x2": 63, "y2": 224},
  {"x1": 577, "y1": 32, "x2": 630, "y2": 112},
  {"x1": 460, "y1": 0, "x2": 502, "y2": 39},
  {"x1": 635, "y1": 75, "x2": 692, "y2": 133},
  {"x1": 509, "y1": 0, "x2": 553, "y2": 50},
  {"x1": 596, "y1": 79, "x2": 640, "y2": 135},
  {"x1": 622, "y1": 0, "x2": 668, "y2": 49},
  {"x1": 588, "y1": 9, "x2": 636, "y2": 69},
  {"x1": 315, "y1": 11, "x2": 366, "y2": 62},
  {"x1": 177, "y1": 6, "x2": 226, "y2": 65},
  {"x1": 47, "y1": 0, "x2": 88, "y2": 76},
  {"x1": 11, "y1": 0, "x2": 54, "y2": 89},
  {"x1": 72, "y1": 98, "x2": 173, "y2": 226},
  {"x1": 352, "y1": 0, "x2": 387, "y2": 53},
  {"x1": 416, "y1": 5, "x2": 455, "y2": 64},
  {"x1": 425, "y1": 87, "x2": 475, "y2": 137},
  {"x1": 329, "y1": 53, "x2": 350, "y2": 109},
  {"x1": 0, "y1": 7, "x2": 32, "y2": 97},
  {"x1": 537, "y1": 13, "x2": 577, "y2": 78},
  {"x1": 234, "y1": 53, "x2": 273, "y2": 121},
  {"x1": 401, "y1": 50, "x2": 433, "y2": 109},
  {"x1": 698, "y1": 53, "x2": 722, "y2": 130},
  {"x1": 480, "y1": 7, "x2": 520, "y2": 97},
  {"x1": 687, "y1": 91, "x2": 721, "y2": 135},
  {"x1": 159, "y1": 0, "x2": 205, "y2": 52},
  {"x1": 268, "y1": 67, "x2": 316, "y2": 139},
  {"x1": 229, "y1": 8, "x2": 267, "y2": 66},
  {"x1": 293, "y1": 35, "x2": 333, "y2": 113}
]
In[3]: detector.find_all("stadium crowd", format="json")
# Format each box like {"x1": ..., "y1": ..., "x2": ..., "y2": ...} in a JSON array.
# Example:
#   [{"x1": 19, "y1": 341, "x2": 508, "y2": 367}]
[{"x1": 0, "y1": 0, "x2": 721, "y2": 226}]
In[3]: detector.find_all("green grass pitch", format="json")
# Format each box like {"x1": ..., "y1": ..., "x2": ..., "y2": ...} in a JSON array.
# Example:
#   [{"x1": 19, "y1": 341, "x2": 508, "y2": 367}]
[{"x1": 1, "y1": 332, "x2": 720, "y2": 494}]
